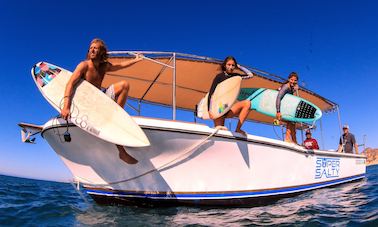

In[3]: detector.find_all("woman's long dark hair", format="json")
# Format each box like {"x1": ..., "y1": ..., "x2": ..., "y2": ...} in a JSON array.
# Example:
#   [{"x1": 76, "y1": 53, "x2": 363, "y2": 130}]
[
  {"x1": 287, "y1": 72, "x2": 299, "y2": 81},
  {"x1": 221, "y1": 56, "x2": 238, "y2": 71}
]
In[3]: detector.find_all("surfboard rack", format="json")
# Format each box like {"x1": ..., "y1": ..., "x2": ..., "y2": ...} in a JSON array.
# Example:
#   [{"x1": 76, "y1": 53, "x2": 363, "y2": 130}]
[{"x1": 18, "y1": 122, "x2": 43, "y2": 144}]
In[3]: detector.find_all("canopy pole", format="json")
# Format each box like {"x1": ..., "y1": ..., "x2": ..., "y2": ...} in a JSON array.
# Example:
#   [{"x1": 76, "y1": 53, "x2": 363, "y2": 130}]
[
  {"x1": 138, "y1": 100, "x2": 141, "y2": 116},
  {"x1": 281, "y1": 126, "x2": 285, "y2": 142},
  {"x1": 172, "y1": 53, "x2": 177, "y2": 120},
  {"x1": 126, "y1": 102, "x2": 139, "y2": 115},
  {"x1": 336, "y1": 105, "x2": 344, "y2": 151},
  {"x1": 320, "y1": 118, "x2": 325, "y2": 150}
]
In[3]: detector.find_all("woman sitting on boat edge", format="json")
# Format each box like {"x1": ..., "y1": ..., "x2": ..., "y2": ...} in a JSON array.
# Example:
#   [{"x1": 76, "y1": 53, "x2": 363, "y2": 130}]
[
  {"x1": 208, "y1": 56, "x2": 253, "y2": 136},
  {"x1": 276, "y1": 72, "x2": 299, "y2": 144}
]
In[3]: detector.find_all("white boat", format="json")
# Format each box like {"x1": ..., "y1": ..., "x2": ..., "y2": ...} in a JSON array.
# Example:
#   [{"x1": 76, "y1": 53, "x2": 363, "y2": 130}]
[{"x1": 22, "y1": 51, "x2": 366, "y2": 206}]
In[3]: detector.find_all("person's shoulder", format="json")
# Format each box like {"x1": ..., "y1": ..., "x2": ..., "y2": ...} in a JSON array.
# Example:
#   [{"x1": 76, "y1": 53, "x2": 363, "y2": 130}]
[
  {"x1": 279, "y1": 83, "x2": 289, "y2": 90},
  {"x1": 77, "y1": 60, "x2": 89, "y2": 68},
  {"x1": 72, "y1": 60, "x2": 89, "y2": 73}
]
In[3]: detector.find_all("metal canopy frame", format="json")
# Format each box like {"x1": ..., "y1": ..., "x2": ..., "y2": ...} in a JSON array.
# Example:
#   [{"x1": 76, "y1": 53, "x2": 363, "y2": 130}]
[{"x1": 106, "y1": 51, "x2": 341, "y2": 140}]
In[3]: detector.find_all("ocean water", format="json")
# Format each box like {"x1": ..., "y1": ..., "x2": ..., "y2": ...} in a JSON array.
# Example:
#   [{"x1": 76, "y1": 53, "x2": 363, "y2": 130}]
[{"x1": 0, "y1": 166, "x2": 377, "y2": 226}]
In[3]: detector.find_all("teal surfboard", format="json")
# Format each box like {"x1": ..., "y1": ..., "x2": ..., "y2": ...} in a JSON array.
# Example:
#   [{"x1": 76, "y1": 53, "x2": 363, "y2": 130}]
[{"x1": 238, "y1": 88, "x2": 322, "y2": 123}]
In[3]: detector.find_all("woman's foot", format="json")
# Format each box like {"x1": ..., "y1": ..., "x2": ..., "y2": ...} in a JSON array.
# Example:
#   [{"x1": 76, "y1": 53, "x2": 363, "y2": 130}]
[
  {"x1": 235, "y1": 128, "x2": 247, "y2": 136},
  {"x1": 215, "y1": 125, "x2": 228, "y2": 131}
]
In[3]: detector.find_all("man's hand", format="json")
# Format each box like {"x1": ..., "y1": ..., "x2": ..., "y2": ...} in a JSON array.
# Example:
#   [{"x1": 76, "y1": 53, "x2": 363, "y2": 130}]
[
  {"x1": 135, "y1": 54, "x2": 144, "y2": 62},
  {"x1": 61, "y1": 107, "x2": 70, "y2": 120}
]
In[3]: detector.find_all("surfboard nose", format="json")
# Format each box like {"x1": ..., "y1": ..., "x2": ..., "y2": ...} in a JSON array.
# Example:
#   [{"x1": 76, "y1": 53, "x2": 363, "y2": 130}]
[{"x1": 137, "y1": 134, "x2": 151, "y2": 147}]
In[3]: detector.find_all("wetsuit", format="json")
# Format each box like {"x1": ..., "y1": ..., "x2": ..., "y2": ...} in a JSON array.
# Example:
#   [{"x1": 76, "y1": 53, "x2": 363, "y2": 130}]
[
  {"x1": 207, "y1": 72, "x2": 242, "y2": 110},
  {"x1": 276, "y1": 83, "x2": 296, "y2": 114}
]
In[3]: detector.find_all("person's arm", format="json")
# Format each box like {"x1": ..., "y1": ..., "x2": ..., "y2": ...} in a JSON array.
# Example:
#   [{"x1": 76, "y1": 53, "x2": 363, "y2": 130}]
[
  {"x1": 352, "y1": 134, "x2": 359, "y2": 154},
  {"x1": 61, "y1": 62, "x2": 87, "y2": 119},
  {"x1": 293, "y1": 84, "x2": 299, "y2": 96},
  {"x1": 337, "y1": 137, "x2": 343, "y2": 152},
  {"x1": 107, "y1": 55, "x2": 143, "y2": 72},
  {"x1": 237, "y1": 64, "x2": 253, "y2": 79},
  {"x1": 314, "y1": 139, "x2": 320, "y2": 150},
  {"x1": 276, "y1": 84, "x2": 288, "y2": 120}
]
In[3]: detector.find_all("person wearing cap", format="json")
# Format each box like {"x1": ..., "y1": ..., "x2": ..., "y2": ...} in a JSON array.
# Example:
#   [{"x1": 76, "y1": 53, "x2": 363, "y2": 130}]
[
  {"x1": 337, "y1": 125, "x2": 358, "y2": 154},
  {"x1": 303, "y1": 130, "x2": 319, "y2": 149}
]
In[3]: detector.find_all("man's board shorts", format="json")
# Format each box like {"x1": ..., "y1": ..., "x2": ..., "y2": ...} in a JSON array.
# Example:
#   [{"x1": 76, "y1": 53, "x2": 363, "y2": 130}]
[{"x1": 101, "y1": 84, "x2": 115, "y2": 101}]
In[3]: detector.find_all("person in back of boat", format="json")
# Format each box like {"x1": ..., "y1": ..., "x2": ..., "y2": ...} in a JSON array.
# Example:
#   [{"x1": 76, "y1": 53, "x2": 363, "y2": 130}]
[
  {"x1": 61, "y1": 38, "x2": 143, "y2": 164},
  {"x1": 303, "y1": 130, "x2": 319, "y2": 149},
  {"x1": 276, "y1": 72, "x2": 299, "y2": 144},
  {"x1": 337, "y1": 125, "x2": 358, "y2": 154},
  {"x1": 208, "y1": 56, "x2": 253, "y2": 135}
]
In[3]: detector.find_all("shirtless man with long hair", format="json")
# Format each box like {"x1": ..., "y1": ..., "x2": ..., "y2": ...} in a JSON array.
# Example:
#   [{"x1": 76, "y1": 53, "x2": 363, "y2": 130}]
[{"x1": 61, "y1": 38, "x2": 142, "y2": 164}]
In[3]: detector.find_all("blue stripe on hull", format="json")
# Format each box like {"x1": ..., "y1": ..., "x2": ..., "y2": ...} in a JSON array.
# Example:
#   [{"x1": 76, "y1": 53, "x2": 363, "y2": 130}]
[{"x1": 85, "y1": 174, "x2": 365, "y2": 200}]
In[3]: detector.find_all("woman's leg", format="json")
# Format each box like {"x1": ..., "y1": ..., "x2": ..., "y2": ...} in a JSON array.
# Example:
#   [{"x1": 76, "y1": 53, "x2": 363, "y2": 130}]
[
  {"x1": 285, "y1": 122, "x2": 297, "y2": 143},
  {"x1": 226, "y1": 100, "x2": 251, "y2": 134},
  {"x1": 213, "y1": 116, "x2": 225, "y2": 128}
]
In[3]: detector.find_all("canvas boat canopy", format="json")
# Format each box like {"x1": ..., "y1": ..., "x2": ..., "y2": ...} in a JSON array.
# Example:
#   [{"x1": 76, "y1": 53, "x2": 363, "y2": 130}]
[{"x1": 103, "y1": 51, "x2": 337, "y2": 125}]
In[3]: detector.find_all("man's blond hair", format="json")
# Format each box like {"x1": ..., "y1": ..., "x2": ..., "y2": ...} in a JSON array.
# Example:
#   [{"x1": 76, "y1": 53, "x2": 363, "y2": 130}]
[{"x1": 87, "y1": 38, "x2": 108, "y2": 62}]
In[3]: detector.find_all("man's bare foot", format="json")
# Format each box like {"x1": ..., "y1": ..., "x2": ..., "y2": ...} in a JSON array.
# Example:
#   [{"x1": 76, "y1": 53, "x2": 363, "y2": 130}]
[
  {"x1": 215, "y1": 125, "x2": 228, "y2": 131},
  {"x1": 116, "y1": 145, "x2": 138, "y2": 164},
  {"x1": 235, "y1": 129, "x2": 247, "y2": 136}
]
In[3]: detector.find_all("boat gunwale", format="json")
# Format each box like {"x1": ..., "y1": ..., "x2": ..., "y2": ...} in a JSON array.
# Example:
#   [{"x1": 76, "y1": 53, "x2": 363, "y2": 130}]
[{"x1": 41, "y1": 117, "x2": 366, "y2": 160}]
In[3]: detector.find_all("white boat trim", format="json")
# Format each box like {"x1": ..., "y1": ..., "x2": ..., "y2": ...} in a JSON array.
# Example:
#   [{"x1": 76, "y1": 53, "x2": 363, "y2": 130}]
[{"x1": 85, "y1": 174, "x2": 365, "y2": 200}]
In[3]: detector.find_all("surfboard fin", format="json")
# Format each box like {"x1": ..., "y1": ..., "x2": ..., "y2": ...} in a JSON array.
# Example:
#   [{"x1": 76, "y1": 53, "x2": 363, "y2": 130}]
[{"x1": 18, "y1": 122, "x2": 43, "y2": 144}]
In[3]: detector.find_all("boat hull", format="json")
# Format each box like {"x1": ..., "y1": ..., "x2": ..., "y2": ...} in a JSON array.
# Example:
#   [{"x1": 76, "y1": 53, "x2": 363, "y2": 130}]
[{"x1": 41, "y1": 117, "x2": 366, "y2": 206}]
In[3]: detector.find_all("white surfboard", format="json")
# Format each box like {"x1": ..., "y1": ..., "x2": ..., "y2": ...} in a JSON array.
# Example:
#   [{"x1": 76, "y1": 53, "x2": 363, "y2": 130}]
[
  {"x1": 31, "y1": 62, "x2": 150, "y2": 147},
  {"x1": 197, "y1": 76, "x2": 242, "y2": 120}
]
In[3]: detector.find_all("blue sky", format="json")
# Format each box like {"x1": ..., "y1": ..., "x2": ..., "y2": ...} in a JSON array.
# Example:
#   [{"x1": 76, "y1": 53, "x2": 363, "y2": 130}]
[{"x1": 1, "y1": 0, "x2": 377, "y2": 182}]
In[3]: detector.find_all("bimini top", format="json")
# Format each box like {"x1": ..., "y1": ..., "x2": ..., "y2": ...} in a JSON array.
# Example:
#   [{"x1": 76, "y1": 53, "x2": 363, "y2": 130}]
[{"x1": 103, "y1": 51, "x2": 337, "y2": 125}]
